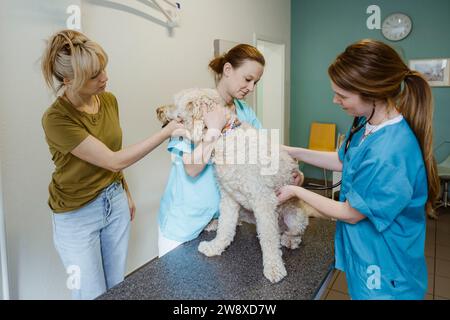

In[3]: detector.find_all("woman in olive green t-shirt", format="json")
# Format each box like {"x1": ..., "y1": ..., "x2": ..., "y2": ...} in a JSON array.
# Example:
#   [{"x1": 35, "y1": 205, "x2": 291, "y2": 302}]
[{"x1": 41, "y1": 29, "x2": 181, "y2": 300}]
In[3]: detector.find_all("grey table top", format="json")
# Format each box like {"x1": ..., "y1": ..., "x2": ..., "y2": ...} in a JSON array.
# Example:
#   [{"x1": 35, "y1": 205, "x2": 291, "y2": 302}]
[{"x1": 98, "y1": 217, "x2": 336, "y2": 300}]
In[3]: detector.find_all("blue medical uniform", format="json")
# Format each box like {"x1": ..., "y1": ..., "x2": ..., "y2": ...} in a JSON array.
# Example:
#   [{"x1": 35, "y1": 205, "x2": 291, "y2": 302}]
[
  {"x1": 158, "y1": 99, "x2": 262, "y2": 242},
  {"x1": 335, "y1": 117, "x2": 428, "y2": 300}
]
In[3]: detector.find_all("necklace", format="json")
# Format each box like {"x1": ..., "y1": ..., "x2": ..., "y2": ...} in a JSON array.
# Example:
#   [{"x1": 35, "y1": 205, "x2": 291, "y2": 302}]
[
  {"x1": 361, "y1": 110, "x2": 390, "y2": 141},
  {"x1": 362, "y1": 114, "x2": 389, "y2": 141},
  {"x1": 63, "y1": 93, "x2": 98, "y2": 114},
  {"x1": 90, "y1": 96, "x2": 99, "y2": 114},
  {"x1": 362, "y1": 125, "x2": 378, "y2": 140}
]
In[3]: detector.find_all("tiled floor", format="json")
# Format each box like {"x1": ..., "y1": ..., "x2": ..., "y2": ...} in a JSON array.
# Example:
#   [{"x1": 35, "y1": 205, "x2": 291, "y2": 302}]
[{"x1": 321, "y1": 206, "x2": 450, "y2": 300}]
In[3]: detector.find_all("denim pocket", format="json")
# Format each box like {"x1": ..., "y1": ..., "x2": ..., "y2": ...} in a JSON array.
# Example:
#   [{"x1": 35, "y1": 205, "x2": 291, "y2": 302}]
[{"x1": 105, "y1": 181, "x2": 124, "y2": 199}]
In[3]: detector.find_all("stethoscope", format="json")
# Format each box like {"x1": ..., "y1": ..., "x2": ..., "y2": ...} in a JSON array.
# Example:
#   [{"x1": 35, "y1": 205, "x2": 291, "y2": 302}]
[{"x1": 304, "y1": 107, "x2": 375, "y2": 191}]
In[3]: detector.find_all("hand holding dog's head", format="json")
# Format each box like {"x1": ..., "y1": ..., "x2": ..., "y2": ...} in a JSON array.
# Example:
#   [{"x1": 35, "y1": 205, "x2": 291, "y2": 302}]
[
  {"x1": 202, "y1": 103, "x2": 228, "y2": 135},
  {"x1": 156, "y1": 88, "x2": 225, "y2": 144}
]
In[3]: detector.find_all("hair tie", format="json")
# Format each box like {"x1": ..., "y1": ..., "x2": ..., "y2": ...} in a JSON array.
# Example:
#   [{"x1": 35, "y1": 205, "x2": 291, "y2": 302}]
[
  {"x1": 57, "y1": 32, "x2": 73, "y2": 44},
  {"x1": 405, "y1": 69, "x2": 415, "y2": 78}
]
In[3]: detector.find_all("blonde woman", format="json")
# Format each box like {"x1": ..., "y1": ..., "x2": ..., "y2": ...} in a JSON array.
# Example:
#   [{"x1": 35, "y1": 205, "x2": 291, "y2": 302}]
[
  {"x1": 278, "y1": 39, "x2": 439, "y2": 299},
  {"x1": 41, "y1": 29, "x2": 181, "y2": 299}
]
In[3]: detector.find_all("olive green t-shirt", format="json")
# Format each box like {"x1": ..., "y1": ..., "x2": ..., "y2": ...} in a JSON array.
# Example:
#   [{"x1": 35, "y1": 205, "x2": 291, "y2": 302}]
[{"x1": 42, "y1": 91, "x2": 124, "y2": 213}]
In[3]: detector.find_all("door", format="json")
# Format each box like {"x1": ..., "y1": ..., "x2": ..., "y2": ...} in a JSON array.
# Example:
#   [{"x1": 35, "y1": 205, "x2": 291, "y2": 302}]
[{"x1": 255, "y1": 38, "x2": 286, "y2": 144}]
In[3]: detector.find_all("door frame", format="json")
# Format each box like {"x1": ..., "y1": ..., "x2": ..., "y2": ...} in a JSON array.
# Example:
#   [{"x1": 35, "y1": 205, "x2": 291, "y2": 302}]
[{"x1": 253, "y1": 33, "x2": 287, "y2": 144}]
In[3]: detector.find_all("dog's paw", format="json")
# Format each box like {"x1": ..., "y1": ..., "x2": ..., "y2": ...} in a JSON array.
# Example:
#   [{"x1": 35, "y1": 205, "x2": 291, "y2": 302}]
[
  {"x1": 198, "y1": 240, "x2": 223, "y2": 257},
  {"x1": 263, "y1": 262, "x2": 287, "y2": 283},
  {"x1": 204, "y1": 219, "x2": 218, "y2": 232},
  {"x1": 280, "y1": 234, "x2": 302, "y2": 249}
]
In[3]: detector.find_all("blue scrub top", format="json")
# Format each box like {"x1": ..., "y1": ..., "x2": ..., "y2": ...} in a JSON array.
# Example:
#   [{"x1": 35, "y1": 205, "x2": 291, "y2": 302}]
[
  {"x1": 336, "y1": 117, "x2": 428, "y2": 300},
  {"x1": 158, "y1": 99, "x2": 262, "y2": 242}
]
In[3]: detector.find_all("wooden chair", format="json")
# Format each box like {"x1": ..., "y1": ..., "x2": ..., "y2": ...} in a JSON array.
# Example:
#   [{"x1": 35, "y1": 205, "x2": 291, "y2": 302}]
[{"x1": 308, "y1": 122, "x2": 336, "y2": 197}]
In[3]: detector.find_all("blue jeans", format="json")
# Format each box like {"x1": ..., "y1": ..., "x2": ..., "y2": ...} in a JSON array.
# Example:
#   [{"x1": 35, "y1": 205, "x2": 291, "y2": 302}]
[{"x1": 52, "y1": 182, "x2": 130, "y2": 300}]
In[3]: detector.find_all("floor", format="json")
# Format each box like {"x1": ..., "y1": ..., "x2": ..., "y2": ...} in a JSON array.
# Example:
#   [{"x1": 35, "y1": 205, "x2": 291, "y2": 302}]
[{"x1": 320, "y1": 206, "x2": 450, "y2": 300}]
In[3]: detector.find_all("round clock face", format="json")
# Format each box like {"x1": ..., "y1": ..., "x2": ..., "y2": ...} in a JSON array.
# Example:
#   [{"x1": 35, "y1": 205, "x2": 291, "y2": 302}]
[{"x1": 382, "y1": 13, "x2": 412, "y2": 41}]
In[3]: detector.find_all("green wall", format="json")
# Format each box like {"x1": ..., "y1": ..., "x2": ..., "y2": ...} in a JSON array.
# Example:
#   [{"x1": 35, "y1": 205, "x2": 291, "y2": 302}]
[{"x1": 291, "y1": 0, "x2": 450, "y2": 181}]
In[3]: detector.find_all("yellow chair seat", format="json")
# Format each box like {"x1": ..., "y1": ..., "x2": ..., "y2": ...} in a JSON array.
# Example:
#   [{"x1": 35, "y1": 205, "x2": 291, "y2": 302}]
[{"x1": 309, "y1": 122, "x2": 336, "y2": 152}]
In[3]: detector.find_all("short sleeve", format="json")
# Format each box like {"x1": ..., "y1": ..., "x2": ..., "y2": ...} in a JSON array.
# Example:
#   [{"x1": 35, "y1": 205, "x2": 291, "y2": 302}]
[
  {"x1": 345, "y1": 159, "x2": 413, "y2": 233},
  {"x1": 167, "y1": 136, "x2": 193, "y2": 157},
  {"x1": 42, "y1": 111, "x2": 89, "y2": 155}
]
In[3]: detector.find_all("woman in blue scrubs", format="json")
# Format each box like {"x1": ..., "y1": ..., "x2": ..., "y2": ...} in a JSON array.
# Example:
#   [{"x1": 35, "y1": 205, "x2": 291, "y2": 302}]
[
  {"x1": 158, "y1": 44, "x2": 302, "y2": 257},
  {"x1": 277, "y1": 39, "x2": 439, "y2": 299}
]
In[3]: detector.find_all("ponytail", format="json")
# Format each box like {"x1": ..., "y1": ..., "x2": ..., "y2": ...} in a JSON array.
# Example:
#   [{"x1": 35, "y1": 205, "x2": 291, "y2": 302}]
[
  {"x1": 41, "y1": 29, "x2": 108, "y2": 96},
  {"x1": 208, "y1": 44, "x2": 265, "y2": 83},
  {"x1": 400, "y1": 71, "x2": 440, "y2": 217},
  {"x1": 208, "y1": 54, "x2": 227, "y2": 83},
  {"x1": 41, "y1": 32, "x2": 73, "y2": 94}
]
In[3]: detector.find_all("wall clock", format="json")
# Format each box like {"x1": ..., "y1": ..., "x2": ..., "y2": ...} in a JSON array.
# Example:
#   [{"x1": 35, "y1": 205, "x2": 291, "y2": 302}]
[{"x1": 381, "y1": 13, "x2": 412, "y2": 41}]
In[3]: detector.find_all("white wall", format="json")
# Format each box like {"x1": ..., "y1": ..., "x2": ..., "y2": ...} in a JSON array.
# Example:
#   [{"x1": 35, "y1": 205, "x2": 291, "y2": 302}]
[
  {"x1": 0, "y1": 0, "x2": 83, "y2": 300},
  {"x1": 0, "y1": 0, "x2": 290, "y2": 299}
]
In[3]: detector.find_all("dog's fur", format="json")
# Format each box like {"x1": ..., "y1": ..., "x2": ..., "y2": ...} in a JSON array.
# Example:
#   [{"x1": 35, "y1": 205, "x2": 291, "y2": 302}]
[{"x1": 157, "y1": 88, "x2": 318, "y2": 283}]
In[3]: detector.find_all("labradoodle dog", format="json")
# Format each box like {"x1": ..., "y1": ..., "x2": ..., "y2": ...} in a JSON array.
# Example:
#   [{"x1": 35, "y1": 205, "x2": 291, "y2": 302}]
[{"x1": 157, "y1": 88, "x2": 318, "y2": 283}]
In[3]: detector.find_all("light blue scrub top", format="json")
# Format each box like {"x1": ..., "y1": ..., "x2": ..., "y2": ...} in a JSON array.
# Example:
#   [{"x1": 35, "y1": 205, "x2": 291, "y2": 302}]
[
  {"x1": 336, "y1": 117, "x2": 428, "y2": 300},
  {"x1": 158, "y1": 99, "x2": 262, "y2": 242}
]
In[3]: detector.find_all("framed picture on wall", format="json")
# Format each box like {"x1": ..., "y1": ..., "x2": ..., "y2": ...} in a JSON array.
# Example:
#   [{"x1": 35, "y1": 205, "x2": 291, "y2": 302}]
[{"x1": 409, "y1": 58, "x2": 450, "y2": 87}]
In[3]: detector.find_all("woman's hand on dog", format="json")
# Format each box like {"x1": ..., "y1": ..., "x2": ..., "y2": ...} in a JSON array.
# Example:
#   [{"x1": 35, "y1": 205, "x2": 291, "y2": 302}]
[
  {"x1": 162, "y1": 118, "x2": 185, "y2": 139},
  {"x1": 276, "y1": 185, "x2": 299, "y2": 203},
  {"x1": 203, "y1": 104, "x2": 227, "y2": 133},
  {"x1": 292, "y1": 170, "x2": 304, "y2": 186}
]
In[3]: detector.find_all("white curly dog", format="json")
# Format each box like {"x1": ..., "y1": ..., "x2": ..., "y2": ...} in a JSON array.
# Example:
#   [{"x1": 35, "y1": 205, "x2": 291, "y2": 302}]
[{"x1": 157, "y1": 88, "x2": 318, "y2": 283}]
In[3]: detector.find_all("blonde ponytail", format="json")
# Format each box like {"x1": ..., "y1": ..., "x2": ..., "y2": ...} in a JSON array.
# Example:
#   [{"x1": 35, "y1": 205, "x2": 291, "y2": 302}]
[{"x1": 41, "y1": 29, "x2": 108, "y2": 96}]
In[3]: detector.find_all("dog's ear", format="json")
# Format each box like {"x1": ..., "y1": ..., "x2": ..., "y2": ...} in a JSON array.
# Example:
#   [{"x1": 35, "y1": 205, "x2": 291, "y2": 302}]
[
  {"x1": 186, "y1": 101, "x2": 206, "y2": 143},
  {"x1": 192, "y1": 118, "x2": 205, "y2": 143},
  {"x1": 156, "y1": 105, "x2": 174, "y2": 124},
  {"x1": 298, "y1": 171, "x2": 305, "y2": 186},
  {"x1": 186, "y1": 101, "x2": 202, "y2": 122}
]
